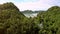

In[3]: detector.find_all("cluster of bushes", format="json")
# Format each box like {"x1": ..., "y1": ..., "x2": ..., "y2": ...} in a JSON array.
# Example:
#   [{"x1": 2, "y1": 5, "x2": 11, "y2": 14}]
[{"x1": 0, "y1": 2, "x2": 60, "y2": 34}]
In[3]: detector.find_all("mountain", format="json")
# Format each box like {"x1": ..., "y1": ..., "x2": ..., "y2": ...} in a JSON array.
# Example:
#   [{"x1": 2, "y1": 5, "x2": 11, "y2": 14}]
[
  {"x1": 0, "y1": 2, "x2": 60, "y2": 34},
  {"x1": 21, "y1": 10, "x2": 33, "y2": 14},
  {"x1": 21, "y1": 10, "x2": 44, "y2": 14},
  {"x1": 0, "y1": 2, "x2": 39, "y2": 34},
  {"x1": 0, "y1": 2, "x2": 26, "y2": 34},
  {"x1": 35, "y1": 6, "x2": 60, "y2": 34},
  {"x1": 21, "y1": 10, "x2": 44, "y2": 17}
]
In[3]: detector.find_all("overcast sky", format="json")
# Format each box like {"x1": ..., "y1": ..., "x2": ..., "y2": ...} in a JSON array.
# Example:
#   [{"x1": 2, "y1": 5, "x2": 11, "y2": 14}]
[{"x1": 0, "y1": 0, "x2": 60, "y2": 11}]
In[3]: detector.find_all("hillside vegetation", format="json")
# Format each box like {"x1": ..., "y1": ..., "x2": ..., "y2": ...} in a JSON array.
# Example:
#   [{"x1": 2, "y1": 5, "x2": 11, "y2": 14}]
[{"x1": 0, "y1": 2, "x2": 60, "y2": 34}]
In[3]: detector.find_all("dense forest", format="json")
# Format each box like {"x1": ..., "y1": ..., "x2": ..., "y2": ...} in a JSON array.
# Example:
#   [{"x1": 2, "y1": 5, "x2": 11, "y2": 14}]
[{"x1": 0, "y1": 2, "x2": 60, "y2": 34}]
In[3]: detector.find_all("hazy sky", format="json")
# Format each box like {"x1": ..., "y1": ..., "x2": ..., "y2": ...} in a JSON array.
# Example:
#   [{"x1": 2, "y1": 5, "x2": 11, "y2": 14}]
[{"x1": 0, "y1": 0, "x2": 60, "y2": 11}]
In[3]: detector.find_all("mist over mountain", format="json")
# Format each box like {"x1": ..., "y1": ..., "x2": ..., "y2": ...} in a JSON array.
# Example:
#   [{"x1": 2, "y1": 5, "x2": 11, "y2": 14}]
[{"x1": 21, "y1": 10, "x2": 45, "y2": 17}]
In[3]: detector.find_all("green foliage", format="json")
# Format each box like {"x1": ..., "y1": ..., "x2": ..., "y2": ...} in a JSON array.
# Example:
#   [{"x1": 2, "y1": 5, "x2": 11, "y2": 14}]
[
  {"x1": 0, "y1": 2, "x2": 39, "y2": 34},
  {"x1": 36, "y1": 6, "x2": 60, "y2": 34},
  {"x1": 0, "y1": 2, "x2": 60, "y2": 34}
]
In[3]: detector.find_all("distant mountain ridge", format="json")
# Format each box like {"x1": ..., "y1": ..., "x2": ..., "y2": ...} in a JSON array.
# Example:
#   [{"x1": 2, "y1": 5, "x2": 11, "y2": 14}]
[{"x1": 21, "y1": 10, "x2": 44, "y2": 14}]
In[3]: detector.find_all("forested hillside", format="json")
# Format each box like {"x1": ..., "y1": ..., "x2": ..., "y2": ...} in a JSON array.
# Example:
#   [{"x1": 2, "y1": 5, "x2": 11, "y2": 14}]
[
  {"x1": 35, "y1": 6, "x2": 60, "y2": 34},
  {"x1": 0, "y1": 2, "x2": 60, "y2": 34},
  {"x1": 0, "y1": 2, "x2": 40, "y2": 34}
]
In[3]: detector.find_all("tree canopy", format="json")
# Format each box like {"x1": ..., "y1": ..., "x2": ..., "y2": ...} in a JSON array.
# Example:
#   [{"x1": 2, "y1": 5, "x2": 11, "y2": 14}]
[{"x1": 0, "y1": 2, "x2": 60, "y2": 34}]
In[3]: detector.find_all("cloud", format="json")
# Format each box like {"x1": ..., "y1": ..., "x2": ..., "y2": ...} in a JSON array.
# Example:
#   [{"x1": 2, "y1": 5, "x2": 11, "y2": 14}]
[
  {"x1": 0, "y1": 0, "x2": 60, "y2": 11},
  {"x1": 14, "y1": 0, "x2": 54, "y2": 11}
]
